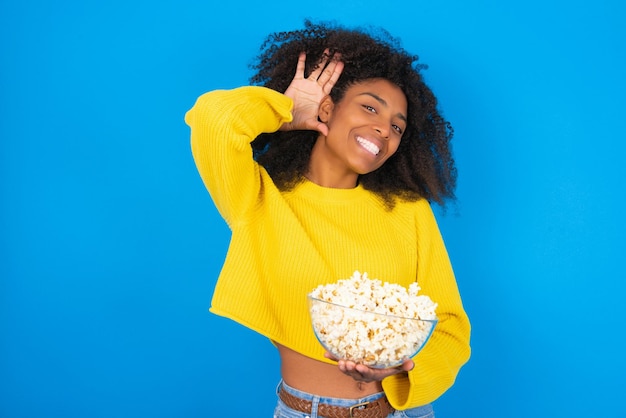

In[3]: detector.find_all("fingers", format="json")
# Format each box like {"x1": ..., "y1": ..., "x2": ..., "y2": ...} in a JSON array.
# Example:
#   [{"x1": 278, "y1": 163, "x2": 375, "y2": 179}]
[
  {"x1": 322, "y1": 60, "x2": 343, "y2": 95},
  {"x1": 402, "y1": 359, "x2": 415, "y2": 372},
  {"x1": 338, "y1": 360, "x2": 368, "y2": 382},
  {"x1": 315, "y1": 121, "x2": 329, "y2": 137},
  {"x1": 307, "y1": 48, "x2": 331, "y2": 80},
  {"x1": 337, "y1": 358, "x2": 412, "y2": 383},
  {"x1": 294, "y1": 52, "x2": 307, "y2": 79},
  {"x1": 308, "y1": 49, "x2": 343, "y2": 87}
]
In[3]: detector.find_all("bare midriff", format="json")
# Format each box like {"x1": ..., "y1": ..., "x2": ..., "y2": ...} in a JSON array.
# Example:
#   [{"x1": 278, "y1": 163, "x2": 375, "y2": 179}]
[{"x1": 276, "y1": 342, "x2": 384, "y2": 398}]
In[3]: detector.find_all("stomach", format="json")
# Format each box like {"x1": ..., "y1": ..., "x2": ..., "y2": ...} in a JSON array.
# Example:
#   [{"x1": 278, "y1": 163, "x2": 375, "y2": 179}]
[{"x1": 275, "y1": 342, "x2": 384, "y2": 398}]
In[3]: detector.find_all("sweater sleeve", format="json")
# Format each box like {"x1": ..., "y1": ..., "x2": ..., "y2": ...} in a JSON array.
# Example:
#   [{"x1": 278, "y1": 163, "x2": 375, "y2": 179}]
[
  {"x1": 382, "y1": 199, "x2": 471, "y2": 409},
  {"x1": 185, "y1": 86, "x2": 293, "y2": 226}
]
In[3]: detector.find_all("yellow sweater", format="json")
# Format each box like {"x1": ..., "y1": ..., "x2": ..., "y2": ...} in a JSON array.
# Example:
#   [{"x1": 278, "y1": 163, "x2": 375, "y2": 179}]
[{"x1": 186, "y1": 86, "x2": 471, "y2": 409}]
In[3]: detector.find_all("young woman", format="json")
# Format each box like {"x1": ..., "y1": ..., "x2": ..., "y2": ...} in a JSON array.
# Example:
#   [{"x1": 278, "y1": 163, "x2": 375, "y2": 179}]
[{"x1": 186, "y1": 21, "x2": 471, "y2": 418}]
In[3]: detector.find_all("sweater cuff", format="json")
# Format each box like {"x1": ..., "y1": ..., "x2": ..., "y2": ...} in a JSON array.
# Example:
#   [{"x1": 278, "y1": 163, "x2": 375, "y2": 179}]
[{"x1": 222, "y1": 86, "x2": 294, "y2": 136}]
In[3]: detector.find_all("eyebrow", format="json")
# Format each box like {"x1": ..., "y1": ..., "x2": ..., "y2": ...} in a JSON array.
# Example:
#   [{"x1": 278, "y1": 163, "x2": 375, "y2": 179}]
[{"x1": 358, "y1": 92, "x2": 408, "y2": 123}]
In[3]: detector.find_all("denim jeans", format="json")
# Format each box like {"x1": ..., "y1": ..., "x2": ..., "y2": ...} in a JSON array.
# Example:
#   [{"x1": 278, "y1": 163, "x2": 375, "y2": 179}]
[{"x1": 274, "y1": 380, "x2": 434, "y2": 418}]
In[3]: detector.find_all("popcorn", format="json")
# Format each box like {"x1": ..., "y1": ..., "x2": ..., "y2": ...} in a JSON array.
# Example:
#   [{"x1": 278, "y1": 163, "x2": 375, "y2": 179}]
[{"x1": 308, "y1": 271, "x2": 438, "y2": 368}]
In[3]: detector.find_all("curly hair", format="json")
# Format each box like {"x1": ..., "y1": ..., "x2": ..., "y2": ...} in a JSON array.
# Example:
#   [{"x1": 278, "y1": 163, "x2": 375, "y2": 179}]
[{"x1": 250, "y1": 20, "x2": 456, "y2": 208}]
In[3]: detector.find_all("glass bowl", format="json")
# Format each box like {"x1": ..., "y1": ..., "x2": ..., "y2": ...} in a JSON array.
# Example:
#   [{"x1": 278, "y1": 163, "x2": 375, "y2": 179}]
[{"x1": 308, "y1": 295, "x2": 437, "y2": 369}]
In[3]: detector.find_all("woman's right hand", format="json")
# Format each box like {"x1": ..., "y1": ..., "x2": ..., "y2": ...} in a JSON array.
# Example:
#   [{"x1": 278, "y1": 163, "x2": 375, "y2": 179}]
[{"x1": 280, "y1": 49, "x2": 343, "y2": 136}]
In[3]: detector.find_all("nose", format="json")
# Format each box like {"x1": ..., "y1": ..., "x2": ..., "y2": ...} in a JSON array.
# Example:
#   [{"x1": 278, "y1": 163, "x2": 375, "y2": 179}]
[{"x1": 375, "y1": 125, "x2": 390, "y2": 139}]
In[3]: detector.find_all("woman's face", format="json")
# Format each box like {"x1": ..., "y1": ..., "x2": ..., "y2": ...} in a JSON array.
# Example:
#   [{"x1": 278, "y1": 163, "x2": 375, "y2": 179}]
[{"x1": 309, "y1": 78, "x2": 407, "y2": 188}]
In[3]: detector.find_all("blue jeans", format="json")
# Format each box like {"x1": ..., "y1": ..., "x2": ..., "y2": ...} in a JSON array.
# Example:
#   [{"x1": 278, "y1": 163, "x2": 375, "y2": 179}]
[{"x1": 274, "y1": 380, "x2": 434, "y2": 418}]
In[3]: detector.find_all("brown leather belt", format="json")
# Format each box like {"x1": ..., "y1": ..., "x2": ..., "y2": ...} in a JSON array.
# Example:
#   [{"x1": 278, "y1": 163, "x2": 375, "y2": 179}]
[{"x1": 279, "y1": 386, "x2": 395, "y2": 418}]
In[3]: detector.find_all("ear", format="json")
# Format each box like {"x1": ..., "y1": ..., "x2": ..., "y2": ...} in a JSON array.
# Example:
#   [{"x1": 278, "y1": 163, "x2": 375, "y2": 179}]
[{"x1": 318, "y1": 96, "x2": 335, "y2": 123}]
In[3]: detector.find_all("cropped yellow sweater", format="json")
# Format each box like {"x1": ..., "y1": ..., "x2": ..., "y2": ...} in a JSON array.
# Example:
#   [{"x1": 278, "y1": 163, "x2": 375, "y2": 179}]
[{"x1": 186, "y1": 86, "x2": 471, "y2": 409}]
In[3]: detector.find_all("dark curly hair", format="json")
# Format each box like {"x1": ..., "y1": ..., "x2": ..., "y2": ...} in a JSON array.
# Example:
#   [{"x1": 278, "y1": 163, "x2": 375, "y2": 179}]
[{"x1": 250, "y1": 20, "x2": 456, "y2": 208}]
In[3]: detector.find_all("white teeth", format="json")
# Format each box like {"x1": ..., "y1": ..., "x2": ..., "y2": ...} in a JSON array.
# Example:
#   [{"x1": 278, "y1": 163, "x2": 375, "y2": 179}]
[{"x1": 356, "y1": 136, "x2": 380, "y2": 155}]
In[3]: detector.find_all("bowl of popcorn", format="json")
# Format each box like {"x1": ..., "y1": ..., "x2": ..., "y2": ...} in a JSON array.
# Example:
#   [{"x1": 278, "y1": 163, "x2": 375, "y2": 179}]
[{"x1": 308, "y1": 271, "x2": 438, "y2": 369}]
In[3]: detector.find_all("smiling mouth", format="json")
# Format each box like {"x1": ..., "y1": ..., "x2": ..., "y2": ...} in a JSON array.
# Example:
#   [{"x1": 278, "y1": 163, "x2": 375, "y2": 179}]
[{"x1": 356, "y1": 136, "x2": 380, "y2": 156}]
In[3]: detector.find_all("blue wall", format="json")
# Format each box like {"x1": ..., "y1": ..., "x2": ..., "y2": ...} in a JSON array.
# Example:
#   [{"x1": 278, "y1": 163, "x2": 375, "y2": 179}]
[{"x1": 1, "y1": 1, "x2": 624, "y2": 417}]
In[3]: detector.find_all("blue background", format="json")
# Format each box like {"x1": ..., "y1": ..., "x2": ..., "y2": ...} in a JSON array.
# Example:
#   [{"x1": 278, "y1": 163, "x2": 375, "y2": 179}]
[{"x1": 1, "y1": 1, "x2": 624, "y2": 417}]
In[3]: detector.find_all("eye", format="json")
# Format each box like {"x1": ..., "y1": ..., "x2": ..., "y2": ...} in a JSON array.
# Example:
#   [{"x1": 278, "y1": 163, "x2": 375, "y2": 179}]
[
  {"x1": 362, "y1": 104, "x2": 377, "y2": 113},
  {"x1": 392, "y1": 124, "x2": 404, "y2": 135}
]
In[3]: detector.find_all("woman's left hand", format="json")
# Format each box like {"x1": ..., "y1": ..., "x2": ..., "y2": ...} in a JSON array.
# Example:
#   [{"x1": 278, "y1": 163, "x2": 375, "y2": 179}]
[{"x1": 324, "y1": 352, "x2": 414, "y2": 382}]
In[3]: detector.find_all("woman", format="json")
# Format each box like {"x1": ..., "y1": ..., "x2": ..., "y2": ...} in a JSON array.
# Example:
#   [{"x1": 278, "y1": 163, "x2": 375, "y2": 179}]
[{"x1": 186, "y1": 21, "x2": 470, "y2": 418}]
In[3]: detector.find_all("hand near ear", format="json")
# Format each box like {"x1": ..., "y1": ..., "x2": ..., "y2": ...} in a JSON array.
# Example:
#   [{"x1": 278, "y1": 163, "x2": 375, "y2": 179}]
[{"x1": 280, "y1": 50, "x2": 343, "y2": 136}]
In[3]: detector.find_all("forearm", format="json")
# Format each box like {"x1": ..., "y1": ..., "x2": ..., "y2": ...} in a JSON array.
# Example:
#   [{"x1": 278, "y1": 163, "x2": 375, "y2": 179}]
[
  {"x1": 185, "y1": 86, "x2": 293, "y2": 224},
  {"x1": 382, "y1": 309, "x2": 470, "y2": 408},
  {"x1": 382, "y1": 200, "x2": 471, "y2": 409}
]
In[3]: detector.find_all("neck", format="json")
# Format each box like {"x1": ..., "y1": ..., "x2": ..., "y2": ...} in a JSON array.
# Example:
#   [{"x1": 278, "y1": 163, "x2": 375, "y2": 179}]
[
  {"x1": 304, "y1": 170, "x2": 358, "y2": 189},
  {"x1": 307, "y1": 139, "x2": 359, "y2": 189}
]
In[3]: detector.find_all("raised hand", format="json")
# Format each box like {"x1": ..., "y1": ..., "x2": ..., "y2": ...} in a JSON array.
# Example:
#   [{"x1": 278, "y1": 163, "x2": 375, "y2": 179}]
[{"x1": 280, "y1": 49, "x2": 344, "y2": 136}]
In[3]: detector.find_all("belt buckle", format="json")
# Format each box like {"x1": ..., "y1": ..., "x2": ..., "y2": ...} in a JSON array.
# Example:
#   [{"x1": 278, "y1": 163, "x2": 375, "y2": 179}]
[{"x1": 349, "y1": 401, "x2": 370, "y2": 417}]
